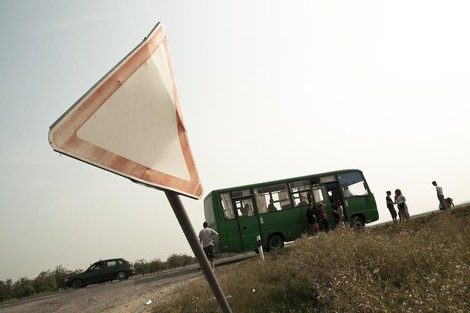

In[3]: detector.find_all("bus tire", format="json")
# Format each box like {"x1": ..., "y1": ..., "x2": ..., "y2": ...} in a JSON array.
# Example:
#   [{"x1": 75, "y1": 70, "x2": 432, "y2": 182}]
[
  {"x1": 267, "y1": 234, "x2": 284, "y2": 251},
  {"x1": 351, "y1": 216, "x2": 365, "y2": 229}
]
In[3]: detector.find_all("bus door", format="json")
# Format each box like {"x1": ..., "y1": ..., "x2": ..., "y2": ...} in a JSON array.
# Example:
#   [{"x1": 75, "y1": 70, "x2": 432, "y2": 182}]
[
  {"x1": 325, "y1": 181, "x2": 342, "y2": 204},
  {"x1": 311, "y1": 185, "x2": 330, "y2": 207},
  {"x1": 310, "y1": 185, "x2": 334, "y2": 229},
  {"x1": 234, "y1": 198, "x2": 260, "y2": 251}
]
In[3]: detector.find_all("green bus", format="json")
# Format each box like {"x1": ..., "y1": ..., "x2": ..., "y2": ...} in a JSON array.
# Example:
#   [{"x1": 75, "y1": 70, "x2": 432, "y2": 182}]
[{"x1": 203, "y1": 169, "x2": 379, "y2": 253}]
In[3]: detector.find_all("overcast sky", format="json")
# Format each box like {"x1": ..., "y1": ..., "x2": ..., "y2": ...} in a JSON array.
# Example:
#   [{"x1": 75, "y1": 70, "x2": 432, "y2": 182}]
[{"x1": 1, "y1": 0, "x2": 469, "y2": 281}]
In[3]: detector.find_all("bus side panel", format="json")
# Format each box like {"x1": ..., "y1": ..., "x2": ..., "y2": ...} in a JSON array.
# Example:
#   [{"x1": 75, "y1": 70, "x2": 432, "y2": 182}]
[
  {"x1": 364, "y1": 194, "x2": 379, "y2": 222},
  {"x1": 259, "y1": 207, "x2": 309, "y2": 246},
  {"x1": 344, "y1": 194, "x2": 379, "y2": 223},
  {"x1": 238, "y1": 215, "x2": 261, "y2": 251},
  {"x1": 216, "y1": 219, "x2": 245, "y2": 253}
]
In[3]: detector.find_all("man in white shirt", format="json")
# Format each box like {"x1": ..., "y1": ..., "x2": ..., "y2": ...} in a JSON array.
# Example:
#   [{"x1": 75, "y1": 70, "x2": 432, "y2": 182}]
[
  {"x1": 198, "y1": 222, "x2": 219, "y2": 270},
  {"x1": 432, "y1": 181, "x2": 447, "y2": 210}
]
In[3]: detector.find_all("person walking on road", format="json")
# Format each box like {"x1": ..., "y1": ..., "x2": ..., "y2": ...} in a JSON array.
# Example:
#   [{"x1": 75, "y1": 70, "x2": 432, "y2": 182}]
[{"x1": 198, "y1": 222, "x2": 219, "y2": 271}]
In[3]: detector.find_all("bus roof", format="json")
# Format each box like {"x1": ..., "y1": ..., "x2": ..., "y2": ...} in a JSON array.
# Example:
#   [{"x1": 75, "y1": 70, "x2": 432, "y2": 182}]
[{"x1": 205, "y1": 168, "x2": 363, "y2": 200}]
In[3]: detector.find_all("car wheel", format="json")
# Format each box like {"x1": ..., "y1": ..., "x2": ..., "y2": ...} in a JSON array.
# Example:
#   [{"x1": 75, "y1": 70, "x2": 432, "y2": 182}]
[
  {"x1": 72, "y1": 279, "x2": 83, "y2": 289},
  {"x1": 117, "y1": 271, "x2": 127, "y2": 281},
  {"x1": 267, "y1": 234, "x2": 284, "y2": 251}
]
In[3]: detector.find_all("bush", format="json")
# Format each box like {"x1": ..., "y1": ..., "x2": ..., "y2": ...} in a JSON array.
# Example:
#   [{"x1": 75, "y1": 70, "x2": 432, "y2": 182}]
[
  {"x1": 166, "y1": 254, "x2": 197, "y2": 269},
  {"x1": 149, "y1": 258, "x2": 168, "y2": 273},
  {"x1": 12, "y1": 277, "x2": 35, "y2": 299},
  {"x1": 0, "y1": 279, "x2": 14, "y2": 302},
  {"x1": 33, "y1": 270, "x2": 57, "y2": 293},
  {"x1": 134, "y1": 259, "x2": 149, "y2": 276}
]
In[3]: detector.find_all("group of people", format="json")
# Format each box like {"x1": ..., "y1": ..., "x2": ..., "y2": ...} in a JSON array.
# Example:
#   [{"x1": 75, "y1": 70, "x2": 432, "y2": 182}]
[
  {"x1": 385, "y1": 189, "x2": 410, "y2": 222},
  {"x1": 306, "y1": 200, "x2": 346, "y2": 235},
  {"x1": 385, "y1": 181, "x2": 453, "y2": 223}
]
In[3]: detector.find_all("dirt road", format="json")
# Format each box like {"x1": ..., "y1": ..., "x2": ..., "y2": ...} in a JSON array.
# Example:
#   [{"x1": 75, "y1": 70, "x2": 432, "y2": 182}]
[{"x1": 0, "y1": 266, "x2": 202, "y2": 313}]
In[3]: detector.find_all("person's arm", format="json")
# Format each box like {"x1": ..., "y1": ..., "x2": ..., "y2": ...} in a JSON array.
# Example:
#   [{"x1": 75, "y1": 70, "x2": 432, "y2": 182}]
[{"x1": 211, "y1": 229, "x2": 219, "y2": 243}]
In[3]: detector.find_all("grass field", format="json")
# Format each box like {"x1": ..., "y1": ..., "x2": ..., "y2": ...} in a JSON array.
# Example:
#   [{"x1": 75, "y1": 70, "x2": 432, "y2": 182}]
[{"x1": 153, "y1": 205, "x2": 470, "y2": 313}]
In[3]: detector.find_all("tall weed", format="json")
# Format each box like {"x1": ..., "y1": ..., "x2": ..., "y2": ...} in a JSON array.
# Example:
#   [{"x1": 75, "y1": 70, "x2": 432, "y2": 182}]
[{"x1": 154, "y1": 207, "x2": 470, "y2": 313}]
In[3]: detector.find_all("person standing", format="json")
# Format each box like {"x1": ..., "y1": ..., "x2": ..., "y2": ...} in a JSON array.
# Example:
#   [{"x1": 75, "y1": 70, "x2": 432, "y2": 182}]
[
  {"x1": 332, "y1": 200, "x2": 345, "y2": 228},
  {"x1": 306, "y1": 203, "x2": 320, "y2": 234},
  {"x1": 432, "y1": 181, "x2": 448, "y2": 210},
  {"x1": 267, "y1": 199, "x2": 277, "y2": 212},
  {"x1": 198, "y1": 222, "x2": 219, "y2": 271},
  {"x1": 317, "y1": 202, "x2": 329, "y2": 232},
  {"x1": 386, "y1": 191, "x2": 398, "y2": 223},
  {"x1": 394, "y1": 189, "x2": 409, "y2": 222}
]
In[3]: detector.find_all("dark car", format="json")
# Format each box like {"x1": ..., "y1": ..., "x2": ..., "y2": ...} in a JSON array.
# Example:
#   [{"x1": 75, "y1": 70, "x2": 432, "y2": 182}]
[{"x1": 65, "y1": 258, "x2": 135, "y2": 289}]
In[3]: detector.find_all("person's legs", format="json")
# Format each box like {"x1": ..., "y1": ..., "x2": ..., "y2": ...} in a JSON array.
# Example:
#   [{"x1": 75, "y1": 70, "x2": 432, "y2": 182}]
[
  {"x1": 398, "y1": 204, "x2": 405, "y2": 222},
  {"x1": 438, "y1": 195, "x2": 448, "y2": 210},
  {"x1": 207, "y1": 245, "x2": 216, "y2": 271},
  {"x1": 203, "y1": 246, "x2": 213, "y2": 270},
  {"x1": 323, "y1": 220, "x2": 329, "y2": 232}
]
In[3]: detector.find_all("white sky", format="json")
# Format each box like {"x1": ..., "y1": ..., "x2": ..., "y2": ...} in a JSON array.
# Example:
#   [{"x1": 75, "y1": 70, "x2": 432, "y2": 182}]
[{"x1": 1, "y1": 0, "x2": 469, "y2": 281}]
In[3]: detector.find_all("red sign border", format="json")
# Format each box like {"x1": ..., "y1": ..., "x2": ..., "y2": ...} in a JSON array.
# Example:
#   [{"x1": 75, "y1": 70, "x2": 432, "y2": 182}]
[{"x1": 48, "y1": 23, "x2": 203, "y2": 199}]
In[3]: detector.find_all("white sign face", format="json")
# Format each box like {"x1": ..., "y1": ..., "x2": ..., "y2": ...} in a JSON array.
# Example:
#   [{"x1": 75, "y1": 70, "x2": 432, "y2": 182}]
[{"x1": 48, "y1": 23, "x2": 203, "y2": 199}]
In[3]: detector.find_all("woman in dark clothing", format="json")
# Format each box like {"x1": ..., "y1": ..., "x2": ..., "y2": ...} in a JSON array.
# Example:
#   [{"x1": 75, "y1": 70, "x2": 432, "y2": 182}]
[
  {"x1": 386, "y1": 190, "x2": 398, "y2": 223},
  {"x1": 306, "y1": 203, "x2": 319, "y2": 234}
]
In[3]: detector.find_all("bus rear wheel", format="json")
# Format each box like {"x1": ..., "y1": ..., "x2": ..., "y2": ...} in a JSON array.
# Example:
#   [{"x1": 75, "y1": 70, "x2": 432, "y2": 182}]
[
  {"x1": 351, "y1": 216, "x2": 365, "y2": 229},
  {"x1": 267, "y1": 234, "x2": 284, "y2": 251}
]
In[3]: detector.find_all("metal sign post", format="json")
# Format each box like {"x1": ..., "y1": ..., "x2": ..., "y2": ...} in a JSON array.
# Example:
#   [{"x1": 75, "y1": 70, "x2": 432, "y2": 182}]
[
  {"x1": 165, "y1": 191, "x2": 232, "y2": 313},
  {"x1": 256, "y1": 235, "x2": 264, "y2": 260},
  {"x1": 48, "y1": 22, "x2": 232, "y2": 312}
]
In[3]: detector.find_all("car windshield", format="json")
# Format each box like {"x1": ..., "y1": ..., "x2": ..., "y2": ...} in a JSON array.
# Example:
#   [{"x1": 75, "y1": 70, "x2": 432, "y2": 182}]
[{"x1": 88, "y1": 262, "x2": 103, "y2": 271}]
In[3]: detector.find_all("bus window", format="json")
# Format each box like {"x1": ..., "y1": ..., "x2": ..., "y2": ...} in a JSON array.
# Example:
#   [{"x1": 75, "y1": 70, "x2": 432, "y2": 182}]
[
  {"x1": 253, "y1": 188, "x2": 268, "y2": 214},
  {"x1": 236, "y1": 199, "x2": 254, "y2": 218},
  {"x1": 204, "y1": 194, "x2": 216, "y2": 225},
  {"x1": 220, "y1": 192, "x2": 236, "y2": 220},
  {"x1": 289, "y1": 180, "x2": 310, "y2": 207},
  {"x1": 231, "y1": 189, "x2": 252, "y2": 198},
  {"x1": 319, "y1": 175, "x2": 336, "y2": 183},
  {"x1": 254, "y1": 183, "x2": 290, "y2": 212},
  {"x1": 338, "y1": 172, "x2": 368, "y2": 197},
  {"x1": 312, "y1": 186, "x2": 327, "y2": 204}
]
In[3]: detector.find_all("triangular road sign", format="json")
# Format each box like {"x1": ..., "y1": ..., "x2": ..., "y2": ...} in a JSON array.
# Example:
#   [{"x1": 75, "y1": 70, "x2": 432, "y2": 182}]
[{"x1": 48, "y1": 22, "x2": 203, "y2": 199}]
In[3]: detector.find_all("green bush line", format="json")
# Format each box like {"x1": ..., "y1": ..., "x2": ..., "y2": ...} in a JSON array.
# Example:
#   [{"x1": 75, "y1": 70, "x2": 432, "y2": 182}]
[{"x1": 0, "y1": 253, "x2": 196, "y2": 302}]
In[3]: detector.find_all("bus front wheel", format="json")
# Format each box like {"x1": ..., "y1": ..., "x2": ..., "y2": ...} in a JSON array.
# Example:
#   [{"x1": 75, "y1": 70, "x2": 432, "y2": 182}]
[
  {"x1": 351, "y1": 216, "x2": 365, "y2": 229},
  {"x1": 267, "y1": 234, "x2": 284, "y2": 251}
]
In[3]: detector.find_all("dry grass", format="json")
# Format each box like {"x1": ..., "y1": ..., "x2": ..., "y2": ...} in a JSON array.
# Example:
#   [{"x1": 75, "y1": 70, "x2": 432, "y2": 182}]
[{"x1": 153, "y1": 206, "x2": 470, "y2": 313}]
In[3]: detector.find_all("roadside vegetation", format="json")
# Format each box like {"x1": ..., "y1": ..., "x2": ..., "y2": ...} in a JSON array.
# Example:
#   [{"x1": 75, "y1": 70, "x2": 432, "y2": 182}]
[
  {"x1": 153, "y1": 205, "x2": 470, "y2": 313},
  {"x1": 0, "y1": 253, "x2": 196, "y2": 302}
]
